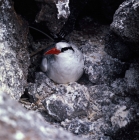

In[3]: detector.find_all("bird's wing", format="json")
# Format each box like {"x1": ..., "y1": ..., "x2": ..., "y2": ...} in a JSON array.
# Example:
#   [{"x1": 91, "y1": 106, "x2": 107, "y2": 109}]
[{"x1": 40, "y1": 57, "x2": 48, "y2": 72}]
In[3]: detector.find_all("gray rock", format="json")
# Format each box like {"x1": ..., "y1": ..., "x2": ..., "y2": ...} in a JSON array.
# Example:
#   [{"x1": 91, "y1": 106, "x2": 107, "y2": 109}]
[
  {"x1": 27, "y1": 72, "x2": 90, "y2": 122},
  {"x1": 35, "y1": 0, "x2": 70, "y2": 19},
  {"x1": 54, "y1": 83, "x2": 138, "y2": 139},
  {"x1": 28, "y1": 70, "x2": 138, "y2": 139},
  {"x1": 55, "y1": 0, "x2": 70, "y2": 19},
  {"x1": 61, "y1": 118, "x2": 112, "y2": 140},
  {"x1": 111, "y1": 0, "x2": 139, "y2": 44},
  {"x1": 125, "y1": 64, "x2": 139, "y2": 91},
  {"x1": 26, "y1": 72, "x2": 56, "y2": 111},
  {"x1": 35, "y1": 0, "x2": 69, "y2": 34},
  {"x1": 88, "y1": 85, "x2": 138, "y2": 134},
  {"x1": 111, "y1": 63, "x2": 139, "y2": 96},
  {"x1": 43, "y1": 82, "x2": 90, "y2": 121},
  {"x1": 29, "y1": 72, "x2": 55, "y2": 98},
  {"x1": 0, "y1": 0, "x2": 30, "y2": 100},
  {"x1": 81, "y1": 41, "x2": 128, "y2": 85},
  {"x1": 0, "y1": 90, "x2": 84, "y2": 140},
  {"x1": 61, "y1": 118, "x2": 93, "y2": 135}
]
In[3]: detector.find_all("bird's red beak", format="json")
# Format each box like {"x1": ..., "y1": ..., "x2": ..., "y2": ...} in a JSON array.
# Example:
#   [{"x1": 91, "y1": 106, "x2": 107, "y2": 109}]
[{"x1": 44, "y1": 48, "x2": 61, "y2": 55}]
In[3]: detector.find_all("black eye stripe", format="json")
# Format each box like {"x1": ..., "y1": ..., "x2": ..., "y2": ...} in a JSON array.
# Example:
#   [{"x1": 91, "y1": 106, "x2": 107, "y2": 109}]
[{"x1": 61, "y1": 47, "x2": 74, "y2": 52}]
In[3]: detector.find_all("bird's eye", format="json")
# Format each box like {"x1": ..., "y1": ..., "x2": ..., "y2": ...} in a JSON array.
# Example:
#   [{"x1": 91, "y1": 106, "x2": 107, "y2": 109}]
[{"x1": 61, "y1": 47, "x2": 74, "y2": 52}]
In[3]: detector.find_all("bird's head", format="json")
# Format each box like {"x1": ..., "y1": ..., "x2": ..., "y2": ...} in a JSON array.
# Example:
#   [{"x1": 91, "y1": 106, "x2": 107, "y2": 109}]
[{"x1": 44, "y1": 42, "x2": 74, "y2": 55}]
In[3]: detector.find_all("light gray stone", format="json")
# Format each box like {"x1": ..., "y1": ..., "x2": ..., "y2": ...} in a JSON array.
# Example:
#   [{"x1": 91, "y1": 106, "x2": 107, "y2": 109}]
[
  {"x1": 43, "y1": 82, "x2": 90, "y2": 121},
  {"x1": 81, "y1": 41, "x2": 128, "y2": 85},
  {"x1": 0, "y1": 0, "x2": 30, "y2": 100},
  {"x1": 35, "y1": 0, "x2": 69, "y2": 34},
  {"x1": 0, "y1": 90, "x2": 84, "y2": 140},
  {"x1": 111, "y1": 0, "x2": 139, "y2": 44}
]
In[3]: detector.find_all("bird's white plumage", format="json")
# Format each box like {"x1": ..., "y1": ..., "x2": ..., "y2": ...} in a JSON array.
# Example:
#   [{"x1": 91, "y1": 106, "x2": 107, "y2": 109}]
[{"x1": 41, "y1": 42, "x2": 84, "y2": 84}]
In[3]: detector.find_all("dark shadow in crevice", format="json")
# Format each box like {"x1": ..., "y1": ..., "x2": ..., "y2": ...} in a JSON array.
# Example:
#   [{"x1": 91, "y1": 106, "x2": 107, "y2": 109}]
[{"x1": 20, "y1": 88, "x2": 34, "y2": 103}]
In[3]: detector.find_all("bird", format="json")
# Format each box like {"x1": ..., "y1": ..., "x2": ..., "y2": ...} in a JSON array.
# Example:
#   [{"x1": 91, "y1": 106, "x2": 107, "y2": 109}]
[{"x1": 40, "y1": 42, "x2": 84, "y2": 84}]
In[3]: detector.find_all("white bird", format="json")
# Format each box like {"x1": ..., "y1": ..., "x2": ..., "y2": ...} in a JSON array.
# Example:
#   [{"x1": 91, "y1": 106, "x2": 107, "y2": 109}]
[{"x1": 41, "y1": 42, "x2": 84, "y2": 84}]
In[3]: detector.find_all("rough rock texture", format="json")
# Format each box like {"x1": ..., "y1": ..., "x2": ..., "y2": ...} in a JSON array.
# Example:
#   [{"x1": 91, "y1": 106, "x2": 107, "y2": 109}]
[
  {"x1": 61, "y1": 118, "x2": 94, "y2": 135},
  {"x1": 86, "y1": 84, "x2": 138, "y2": 138},
  {"x1": 27, "y1": 72, "x2": 90, "y2": 121},
  {"x1": 43, "y1": 82, "x2": 90, "y2": 121},
  {"x1": 111, "y1": 63, "x2": 139, "y2": 96},
  {"x1": 89, "y1": 84, "x2": 137, "y2": 127},
  {"x1": 0, "y1": 0, "x2": 30, "y2": 100},
  {"x1": 35, "y1": 0, "x2": 69, "y2": 34},
  {"x1": 26, "y1": 72, "x2": 56, "y2": 110},
  {"x1": 35, "y1": 0, "x2": 70, "y2": 19},
  {"x1": 0, "y1": 90, "x2": 85, "y2": 140},
  {"x1": 55, "y1": 0, "x2": 70, "y2": 19},
  {"x1": 111, "y1": 0, "x2": 139, "y2": 44},
  {"x1": 82, "y1": 42, "x2": 128, "y2": 85},
  {"x1": 59, "y1": 84, "x2": 138, "y2": 139},
  {"x1": 26, "y1": 70, "x2": 139, "y2": 140}
]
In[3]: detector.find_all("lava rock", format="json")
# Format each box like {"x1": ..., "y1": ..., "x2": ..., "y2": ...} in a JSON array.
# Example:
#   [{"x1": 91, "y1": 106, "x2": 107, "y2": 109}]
[
  {"x1": 55, "y1": 0, "x2": 70, "y2": 19},
  {"x1": 125, "y1": 64, "x2": 139, "y2": 92},
  {"x1": 0, "y1": 0, "x2": 30, "y2": 100},
  {"x1": 26, "y1": 72, "x2": 56, "y2": 109},
  {"x1": 61, "y1": 118, "x2": 94, "y2": 135},
  {"x1": 43, "y1": 82, "x2": 90, "y2": 121},
  {"x1": 88, "y1": 85, "x2": 138, "y2": 134},
  {"x1": 35, "y1": 0, "x2": 69, "y2": 34},
  {"x1": 81, "y1": 42, "x2": 128, "y2": 85},
  {"x1": 111, "y1": 63, "x2": 139, "y2": 96},
  {"x1": 0, "y1": 90, "x2": 84, "y2": 140},
  {"x1": 111, "y1": 0, "x2": 139, "y2": 44},
  {"x1": 61, "y1": 118, "x2": 112, "y2": 140}
]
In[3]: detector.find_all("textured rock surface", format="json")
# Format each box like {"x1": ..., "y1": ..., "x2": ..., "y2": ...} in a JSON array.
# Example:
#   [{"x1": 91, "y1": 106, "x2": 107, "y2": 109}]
[
  {"x1": 111, "y1": 63, "x2": 139, "y2": 96},
  {"x1": 35, "y1": 0, "x2": 69, "y2": 34},
  {"x1": 111, "y1": 0, "x2": 139, "y2": 44},
  {"x1": 88, "y1": 84, "x2": 137, "y2": 130},
  {"x1": 26, "y1": 72, "x2": 56, "y2": 111},
  {"x1": 35, "y1": 0, "x2": 70, "y2": 19},
  {"x1": 0, "y1": 0, "x2": 30, "y2": 100},
  {"x1": 60, "y1": 81, "x2": 139, "y2": 139},
  {"x1": 82, "y1": 42, "x2": 128, "y2": 85},
  {"x1": 27, "y1": 72, "x2": 90, "y2": 121},
  {"x1": 55, "y1": 0, "x2": 70, "y2": 19},
  {"x1": 43, "y1": 82, "x2": 90, "y2": 121},
  {"x1": 61, "y1": 118, "x2": 94, "y2": 135},
  {"x1": 0, "y1": 90, "x2": 84, "y2": 140}
]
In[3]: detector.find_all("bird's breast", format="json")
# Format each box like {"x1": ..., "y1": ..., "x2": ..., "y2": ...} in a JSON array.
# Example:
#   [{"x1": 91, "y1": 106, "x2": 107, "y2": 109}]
[{"x1": 47, "y1": 53, "x2": 84, "y2": 84}]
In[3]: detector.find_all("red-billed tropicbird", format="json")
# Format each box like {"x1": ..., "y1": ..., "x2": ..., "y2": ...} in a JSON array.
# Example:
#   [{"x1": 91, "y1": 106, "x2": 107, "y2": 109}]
[{"x1": 41, "y1": 42, "x2": 84, "y2": 84}]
